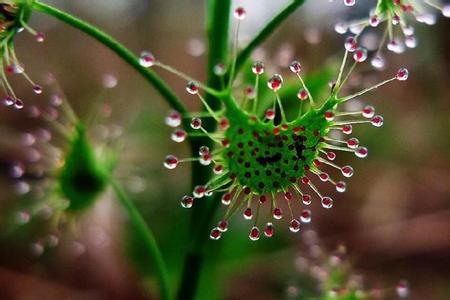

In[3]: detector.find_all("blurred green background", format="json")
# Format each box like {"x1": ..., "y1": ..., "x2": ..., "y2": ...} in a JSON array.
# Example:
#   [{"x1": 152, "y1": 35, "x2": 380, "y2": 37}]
[{"x1": 0, "y1": 0, "x2": 449, "y2": 299}]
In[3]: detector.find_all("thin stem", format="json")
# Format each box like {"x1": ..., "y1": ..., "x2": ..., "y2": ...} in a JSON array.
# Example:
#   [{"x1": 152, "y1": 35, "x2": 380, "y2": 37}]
[
  {"x1": 177, "y1": 1, "x2": 232, "y2": 300},
  {"x1": 231, "y1": 0, "x2": 306, "y2": 82},
  {"x1": 32, "y1": 1, "x2": 187, "y2": 115},
  {"x1": 110, "y1": 180, "x2": 171, "y2": 300}
]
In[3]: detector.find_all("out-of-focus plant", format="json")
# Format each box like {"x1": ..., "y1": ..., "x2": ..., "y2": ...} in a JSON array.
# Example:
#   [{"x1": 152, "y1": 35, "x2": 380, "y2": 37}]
[
  {"x1": 2, "y1": 0, "x2": 444, "y2": 299},
  {"x1": 286, "y1": 230, "x2": 410, "y2": 300}
]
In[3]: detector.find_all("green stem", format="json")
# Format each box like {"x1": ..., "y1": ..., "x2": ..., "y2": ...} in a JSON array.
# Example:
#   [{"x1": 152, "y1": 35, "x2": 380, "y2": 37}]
[
  {"x1": 111, "y1": 180, "x2": 171, "y2": 300},
  {"x1": 177, "y1": 1, "x2": 231, "y2": 299},
  {"x1": 32, "y1": 1, "x2": 187, "y2": 115},
  {"x1": 230, "y1": 0, "x2": 306, "y2": 82}
]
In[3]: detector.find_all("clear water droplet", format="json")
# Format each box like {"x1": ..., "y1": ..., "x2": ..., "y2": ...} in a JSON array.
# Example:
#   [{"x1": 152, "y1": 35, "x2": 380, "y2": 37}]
[
  {"x1": 289, "y1": 219, "x2": 301, "y2": 232},
  {"x1": 190, "y1": 117, "x2": 202, "y2": 129},
  {"x1": 249, "y1": 226, "x2": 260, "y2": 241},
  {"x1": 336, "y1": 181, "x2": 347, "y2": 192},
  {"x1": 341, "y1": 165, "x2": 354, "y2": 177},
  {"x1": 234, "y1": 7, "x2": 246, "y2": 20},
  {"x1": 171, "y1": 129, "x2": 187, "y2": 143},
  {"x1": 396, "y1": 68, "x2": 409, "y2": 81},
  {"x1": 36, "y1": 32, "x2": 45, "y2": 42},
  {"x1": 252, "y1": 61, "x2": 265, "y2": 75},
  {"x1": 139, "y1": 51, "x2": 155, "y2": 67},
  {"x1": 267, "y1": 74, "x2": 283, "y2": 91},
  {"x1": 355, "y1": 146, "x2": 368, "y2": 158},
  {"x1": 371, "y1": 115, "x2": 384, "y2": 127},
  {"x1": 300, "y1": 209, "x2": 311, "y2": 223},
  {"x1": 181, "y1": 195, "x2": 194, "y2": 208},
  {"x1": 371, "y1": 55, "x2": 385, "y2": 69},
  {"x1": 186, "y1": 81, "x2": 199, "y2": 95},
  {"x1": 289, "y1": 60, "x2": 302, "y2": 73},
  {"x1": 164, "y1": 155, "x2": 178, "y2": 169},
  {"x1": 264, "y1": 222, "x2": 274, "y2": 237},
  {"x1": 165, "y1": 111, "x2": 182, "y2": 127},
  {"x1": 321, "y1": 196, "x2": 333, "y2": 209},
  {"x1": 210, "y1": 227, "x2": 221, "y2": 240}
]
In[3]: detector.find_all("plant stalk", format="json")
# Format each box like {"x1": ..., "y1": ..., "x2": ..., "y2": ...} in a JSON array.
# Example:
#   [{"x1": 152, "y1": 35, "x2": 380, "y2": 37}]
[{"x1": 111, "y1": 180, "x2": 171, "y2": 300}]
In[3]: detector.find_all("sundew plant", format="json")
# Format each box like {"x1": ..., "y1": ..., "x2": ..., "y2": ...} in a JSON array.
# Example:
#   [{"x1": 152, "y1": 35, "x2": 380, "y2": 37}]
[{"x1": 0, "y1": 0, "x2": 449, "y2": 299}]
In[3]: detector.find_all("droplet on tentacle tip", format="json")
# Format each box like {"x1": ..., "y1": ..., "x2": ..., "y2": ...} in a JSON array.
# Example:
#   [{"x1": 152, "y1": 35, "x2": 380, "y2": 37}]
[
  {"x1": 181, "y1": 195, "x2": 194, "y2": 208},
  {"x1": 249, "y1": 226, "x2": 260, "y2": 241},
  {"x1": 164, "y1": 155, "x2": 178, "y2": 169},
  {"x1": 186, "y1": 81, "x2": 199, "y2": 95},
  {"x1": 289, "y1": 219, "x2": 301, "y2": 232},
  {"x1": 165, "y1": 111, "x2": 182, "y2": 127},
  {"x1": 139, "y1": 51, "x2": 155, "y2": 67},
  {"x1": 234, "y1": 7, "x2": 246, "y2": 20},
  {"x1": 267, "y1": 74, "x2": 283, "y2": 91},
  {"x1": 252, "y1": 61, "x2": 265, "y2": 75},
  {"x1": 321, "y1": 196, "x2": 333, "y2": 209}
]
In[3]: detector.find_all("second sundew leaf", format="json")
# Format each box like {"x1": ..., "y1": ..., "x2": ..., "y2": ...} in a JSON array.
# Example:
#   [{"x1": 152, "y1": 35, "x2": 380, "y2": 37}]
[{"x1": 58, "y1": 123, "x2": 112, "y2": 212}]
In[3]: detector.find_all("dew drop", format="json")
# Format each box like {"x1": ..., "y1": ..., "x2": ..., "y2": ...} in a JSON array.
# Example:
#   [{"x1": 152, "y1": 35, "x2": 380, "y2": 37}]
[
  {"x1": 213, "y1": 63, "x2": 226, "y2": 76},
  {"x1": 264, "y1": 222, "x2": 274, "y2": 237},
  {"x1": 15, "y1": 181, "x2": 30, "y2": 195},
  {"x1": 334, "y1": 22, "x2": 348, "y2": 34},
  {"x1": 193, "y1": 185, "x2": 206, "y2": 198},
  {"x1": 344, "y1": 0, "x2": 356, "y2": 7},
  {"x1": 35, "y1": 32, "x2": 45, "y2": 42},
  {"x1": 210, "y1": 227, "x2": 221, "y2": 240},
  {"x1": 10, "y1": 162, "x2": 25, "y2": 178},
  {"x1": 164, "y1": 155, "x2": 178, "y2": 169},
  {"x1": 300, "y1": 209, "x2": 311, "y2": 223},
  {"x1": 355, "y1": 146, "x2": 368, "y2": 158},
  {"x1": 249, "y1": 226, "x2": 260, "y2": 241},
  {"x1": 369, "y1": 15, "x2": 379, "y2": 27},
  {"x1": 387, "y1": 39, "x2": 405, "y2": 53},
  {"x1": 267, "y1": 74, "x2": 283, "y2": 91},
  {"x1": 289, "y1": 60, "x2": 302, "y2": 74},
  {"x1": 186, "y1": 81, "x2": 199, "y2": 95},
  {"x1": 17, "y1": 211, "x2": 30, "y2": 224},
  {"x1": 219, "y1": 117, "x2": 229, "y2": 130},
  {"x1": 30, "y1": 242, "x2": 44, "y2": 257},
  {"x1": 342, "y1": 124, "x2": 352, "y2": 135},
  {"x1": 289, "y1": 219, "x2": 301, "y2": 232},
  {"x1": 273, "y1": 207, "x2": 283, "y2": 219},
  {"x1": 370, "y1": 55, "x2": 385, "y2": 69},
  {"x1": 284, "y1": 191, "x2": 293, "y2": 201},
  {"x1": 296, "y1": 89, "x2": 307, "y2": 101},
  {"x1": 199, "y1": 153, "x2": 212, "y2": 166},
  {"x1": 245, "y1": 86, "x2": 256, "y2": 98},
  {"x1": 324, "y1": 111, "x2": 334, "y2": 121},
  {"x1": 396, "y1": 68, "x2": 409, "y2": 81},
  {"x1": 234, "y1": 7, "x2": 246, "y2": 20},
  {"x1": 326, "y1": 151, "x2": 337, "y2": 160},
  {"x1": 217, "y1": 220, "x2": 228, "y2": 232},
  {"x1": 198, "y1": 146, "x2": 210, "y2": 156},
  {"x1": 392, "y1": 14, "x2": 400, "y2": 25},
  {"x1": 321, "y1": 196, "x2": 333, "y2": 209},
  {"x1": 213, "y1": 164, "x2": 223, "y2": 174},
  {"x1": 222, "y1": 193, "x2": 232, "y2": 205},
  {"x1": 341, "y1": 165, "x2": 354, "y2": 177},
  {"x1": 302, "y1": 194, "x2": 312, "y2": 205},
  {"x1": 46, "y1": 235, "x2": 59, "y2": 248},
  {"x1": 190, "y1": 117, "x2": 202, "y2": 129},
  {"x1": 265, "y1": 108, "x2": 275, "y2": 120},
  {"x1": 181, "y1": 195, "x2": 194, "y2": 208},
  {"x1": 346, "y1": 137, "x2": 359, "y2": 149},
  {"x1": 2, "y1": 96, "x2": 14, "y2": 106},
  {"x1": 344, "y1": 36, "x2": 357, "y2": 52},
  {"x1": 165, "y1": 111, "x2": 182, "y2": 127},
  {"x1": 243, "y1": 208, "x2": 253, "y2": 220},
  {"x1": 353, "y1": 47, "x2": 367, "y2": 62},
  {"x1": 362, "y1": 105, "x2": 375, "y2": 118},
  {"x1": 319, "y1": 172, "x2": 330, "y2": 182},
  {"x1": 443, "y1": 5, "x2": 450, "y2": 18},
  {"x1": 14, "y1": 99, "x2": 24, "y2": 110},
  {"x1": 405, "y1": 35, "x2": 417, "y2": 48},
  {"x1": 336, "y1": 181, "x2": 347, "y2": 192},
  {"x1": 396, "y1": 280, "x2": 409, "y2": 298},
  {"x1": 139, "y1": 51, "x2": 155, "y2": 67},
  {"x1": 171, "y1": 129, "x2": 187, "y2": 143},
  {"x1": 252, "y1": 61, "x2": 265, "y2": 75},
  {"x1": 371, "y1": 115, "x2": 384, "y2": 127}
]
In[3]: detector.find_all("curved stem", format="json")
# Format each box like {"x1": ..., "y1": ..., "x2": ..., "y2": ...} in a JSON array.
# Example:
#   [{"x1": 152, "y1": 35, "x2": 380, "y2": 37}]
[
  {"x1": 230, "y1": 0, "x2": 306, "y2": 81},
  {"x1": 111, "y1": 180, "x2": 172, "y2": 300},
  {"x1": 32, "y1": 1, "x2": 187, "y2": 115}
]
